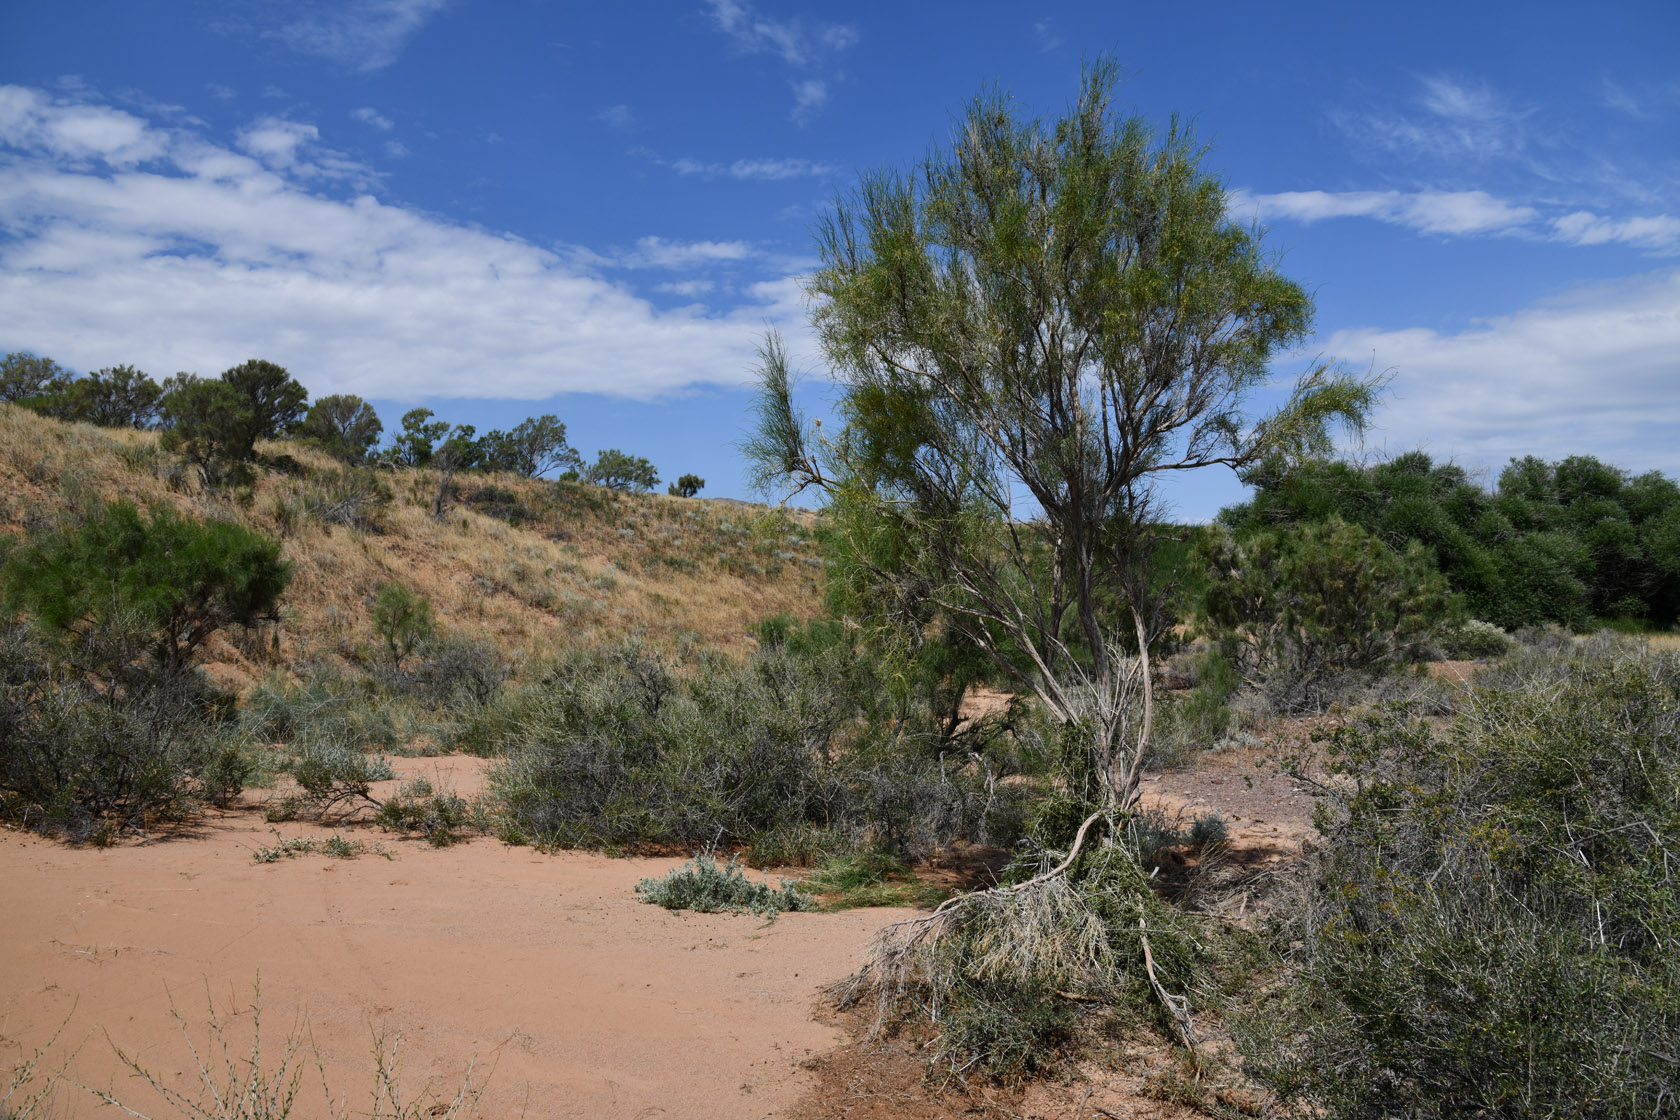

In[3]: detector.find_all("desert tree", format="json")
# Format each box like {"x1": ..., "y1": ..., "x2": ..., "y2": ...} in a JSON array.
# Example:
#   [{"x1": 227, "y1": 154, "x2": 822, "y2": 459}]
[
  {"x1": 0, "y1": 351, "x2": 73, "y2": 405},
  {"x1": 585, "y1": 448, "x2": 660, "y2": 492},
  {"x1": 747, "y1": 60, "x2": 1376, "y2": 820},
  {"x1": 385, "y1": 408, "x2": 450, "y2": 467},
  {"x1": 158, "y1": 375, "x2": 260, "y2": 488},
  {"x1": 480, "y1": 414, "x2": 583, "y2": 478},
  {"x1": 300, "y1": 393, "x2": 383, "y2": 461},
  {"x1": 220, "y1": 359, "x2": 308, "y2": 441},
  {"x1": 668, "y1": 473, "x2": 705, "y2": 498}
]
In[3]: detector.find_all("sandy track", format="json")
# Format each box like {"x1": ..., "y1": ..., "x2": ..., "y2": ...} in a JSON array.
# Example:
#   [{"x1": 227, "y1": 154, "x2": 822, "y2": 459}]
[{"x1": 0, "y1": 764, "x2": 911, "y2": 1119}]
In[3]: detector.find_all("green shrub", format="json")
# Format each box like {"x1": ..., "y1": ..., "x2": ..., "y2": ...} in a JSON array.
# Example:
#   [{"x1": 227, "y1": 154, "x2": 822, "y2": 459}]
[
  {"x1": 3, "y1": 500, "x2": 290, "y2": 680},
  {"x1": 0, "y1": 622, "x2": 239, "y2": 839},
  {"x1": 1201, "y1": 517, "x2": 1455, "y2": 712},
  {"x1": 283, "y1": 736, "x2": 393, "y2": 818},
  {"x1": 374, "y1": 778, "x2": 475, "y2": 846},
  {"x1": 371, "y1": 582, "x2": 435, "y2": 666},
  {"x1": 1240, "y1": 643, "x2": 1680, "y2": 1117},
  {"x1": 1441, "y1": 617, "x2": 1515, "y2": 658},
  {"x1": 635, "y1": 851, "x2": 814, "y2": 918},
  {"x1": 483, "y1": 641, "x2": 1007, "y2": 855}
]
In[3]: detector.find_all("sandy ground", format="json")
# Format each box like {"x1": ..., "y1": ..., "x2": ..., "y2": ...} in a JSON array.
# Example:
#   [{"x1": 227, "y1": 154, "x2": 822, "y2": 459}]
[
  {"x1": 2, "y1": 718, "x2": 1330, "y2": 1120},
  {"x1": 0, "y1": 756, "x2": 915, "y2": 1120}
]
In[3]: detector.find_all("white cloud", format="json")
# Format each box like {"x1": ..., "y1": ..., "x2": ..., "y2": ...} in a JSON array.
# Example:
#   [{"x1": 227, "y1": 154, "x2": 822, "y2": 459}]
[
  {"x1": 656, "y1": 280, "x2": 716, "y2": 297},
  {"x1": 707, "y1": 0, "x2": 807, "y2": 65},
  {"x1": 1233, "y1": 186, "x2": 1680, "y2": 254},
  {"x1": 613, "y1": 236, "x2": 754, "y2": 270},
  {"x1": 596, "y1": 104, "x2": 635, "y2": 131},
  {"x1": 790, "y1": 80, "x2": 827, "y2": 125},
  {"x1": 704, "y1": 0, "x2": 852, "y2": 122},
  {"x1": 351, "y1": 106, "x2": 394, "y2": 131},
  {"x1": 278, "y1": 0, "x2": 450, "y2": 72},
  {"x1": 0, "y1": 85, "x2": 807, "y2": 402},
  {"x1": 383, "y1": 139, "x2": 409, "y2": 159},
  {"x1": 1032, "y1": 19, "x2": 1062, "y2": 52},
  {"x1": 236, "y1": 117, "x2": 319, "y2": 168},
  {"x1": 1337, "y1": 74, "x2": 1535, "y2": 163},
  {"x1": 1232, "y1": 188, "x2": 1536, "y2": 236},
  {"x1": 821, "y1": 25, "x2": 859, "y2": 51},
  {"x1": 206, "y1": 84, "x2": 237, "y2": 102},
  {"x1": 669, "y1": 155, "x2": 837, "y2": 181},
  {"x1": 1323, "y1": 270, "x2": 1680, "y2": 473},
  {"x1": 1552, "y1": 210, "x2": 1680, "y2": 251}
]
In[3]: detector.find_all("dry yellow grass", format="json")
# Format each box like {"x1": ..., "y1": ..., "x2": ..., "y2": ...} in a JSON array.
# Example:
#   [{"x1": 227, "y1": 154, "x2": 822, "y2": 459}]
[{"x1": 0, "y1": 404, "x2": 823, "y2": 688}]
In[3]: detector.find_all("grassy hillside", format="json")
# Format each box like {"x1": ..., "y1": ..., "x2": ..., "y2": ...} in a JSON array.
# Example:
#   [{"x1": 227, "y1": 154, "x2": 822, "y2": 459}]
[{"x1": 0, "y1": 404, "x2": 823, "y2": 692}]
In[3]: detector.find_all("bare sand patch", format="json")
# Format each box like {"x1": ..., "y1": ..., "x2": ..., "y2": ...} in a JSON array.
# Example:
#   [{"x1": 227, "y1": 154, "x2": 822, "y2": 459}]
[{"x1": 0, "y1": 758, "x2": 914, "y2": 1119}]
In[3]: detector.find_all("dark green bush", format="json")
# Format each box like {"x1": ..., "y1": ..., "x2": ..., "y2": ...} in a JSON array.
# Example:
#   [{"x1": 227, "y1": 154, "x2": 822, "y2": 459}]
[
  {"x1": 3, "y1": 501, "x2": 291, "y2": 681},
  {"x1": 1241, "y1": 643, "x2": 1680, "y2": 1117},
  {"x1": 373, "y1": 777, "x2": 475, "y2": 846},
  {"x1": 1201, "y1": 517, "x2": 1455, "y2": 712}
]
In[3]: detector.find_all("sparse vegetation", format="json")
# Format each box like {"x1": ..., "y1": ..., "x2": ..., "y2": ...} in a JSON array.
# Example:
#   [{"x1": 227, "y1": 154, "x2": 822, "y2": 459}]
[{"x1": 635, "y1": 850, "x2": 815, "y2": 918}]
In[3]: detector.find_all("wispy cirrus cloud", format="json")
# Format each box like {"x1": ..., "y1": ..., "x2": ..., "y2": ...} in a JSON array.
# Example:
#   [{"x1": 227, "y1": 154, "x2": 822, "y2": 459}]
[
  {"x1": 276, "y1": 0, "x2": 451, "y2": 72},
  {"x1": 667, "y1": 154, "x2": 838, "y2": 181},
  {"x1": 1327, "y1": 269, "x2": 1680, "y2": 473},
  {"x1": 351, "y1": 107, "x2": 394, "y2": 131},
  {"x1": 1336, "y1": 74, "x2": 1536, "y2": 163},
  {"x1": 704, "y1": 0, "x2": 856, "y2": 125},
  {"x1": 0, "y1": 85, "x2": 807, "y2": 401}
]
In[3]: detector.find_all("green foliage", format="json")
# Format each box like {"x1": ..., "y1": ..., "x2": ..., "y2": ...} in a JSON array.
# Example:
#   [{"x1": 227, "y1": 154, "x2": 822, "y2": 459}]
[
  {"x1": 1200, "y1": 517, "x2": 1455, "y2": 712},
  {"x1": 36, "y1": 364, "x2": 163, "y2": 428},
  {"x1": 635, "y1": 851, "x2": 814, "y2": 918},
  {"x1": 1441, "y1": 618, "x2": 1515, "y2": 659},
  {"x1": 299, "y1": 394, "x2": 383, "y2": 462},
  {"x1": 221, "y1": 359, "x2": 308, "y2": 441},
  {"x1": 746, "y1": 59, "x2": 1378, "y2": 813},
  {"x1": 159, "y1": 375, "x2": 260, "y2": 488},
  {"x1": 0, "y1": 351, "x2": 72, "y2": 404},
  {"x1": 0, "y1": 618, "x2": 245, "y2": 839},
  {"x1": 386, "y1": 408, "x2": 450, "y2": 468},
  {"x1": 667, "y1": 473, "x2": 705, "y2": 498},
  {"x1": 371, "y1": 582, "x2": 435, "y2": 666},
  {"x1": 477, "y1": 414, "x2": 581, "y2": 478},
  {"x1": 584, "y1": 448, "x2": 659, "y2": 492},
  {"x1": 3, "y1": 500, "x2": 290, "y2": 680},
  {"x1": 1242, "y1": 642, "x2": 1680, "y2": 1117},
  {"x1": 481, "y1": 639, "x2": 1018, "y2": 855},
  {"x1": 373, "y1": 778, "x2": 475, "y2": 846},
  {"x1": 283, "y1": 736, "x2": 394, "y2": 818},
  {"x1": 1225, "y1": 451, "x2": 1680, "y2": 629}
]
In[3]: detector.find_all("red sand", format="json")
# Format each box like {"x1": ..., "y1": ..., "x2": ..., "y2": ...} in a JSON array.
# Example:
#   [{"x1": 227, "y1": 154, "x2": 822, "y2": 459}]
[{"x1": 0, "y1": 757, "x2": 914, "y2": 1119}]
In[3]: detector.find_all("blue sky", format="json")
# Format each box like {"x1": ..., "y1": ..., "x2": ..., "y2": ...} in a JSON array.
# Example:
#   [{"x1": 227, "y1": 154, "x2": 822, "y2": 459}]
[{"x1": 2, "y1": 0, "x2": 1676, "y2": 518}]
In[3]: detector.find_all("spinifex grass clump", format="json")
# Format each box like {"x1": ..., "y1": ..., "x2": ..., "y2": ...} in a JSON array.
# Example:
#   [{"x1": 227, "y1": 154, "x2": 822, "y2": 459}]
[
  {"x1": 635, "y1": 851, "x2": 814, "y2": 918},
  {"x1": 835, "y1": 822, "x2": 1203, "y2": 1083},
  {"x1": 1242, "y1": 640, "x2": 1680, "y2": 1118}
]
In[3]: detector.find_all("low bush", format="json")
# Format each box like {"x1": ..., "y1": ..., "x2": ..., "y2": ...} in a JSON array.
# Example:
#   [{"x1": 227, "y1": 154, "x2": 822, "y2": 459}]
[
  {"x1": 373, "y1": 778, "x2": 476, "y2": 846},
  {"x1": 1439, "y1": 617, "x2": 1515, "y2": 659},
  {"x1": 0, "y1": 620, "x2": 245, "y2": 840},
  {"x1": 1240, "y1": 642, "x2": 1680, "y2": 1117},
  {"x1": 635, "y1": 851, "x2": 813, "y2": 918},
  {"x1": 483, "y1": 640, "x2": 1016, "y2": 856},
  {"x1": 282, "y1": 736, "x2": 393, "y2": 819}
]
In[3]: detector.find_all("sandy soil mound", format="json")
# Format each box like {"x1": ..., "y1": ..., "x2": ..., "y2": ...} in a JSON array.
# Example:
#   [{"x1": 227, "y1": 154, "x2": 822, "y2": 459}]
[{"x1": 0, "y1": 758, "x2": 914, "y2": 1120}]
